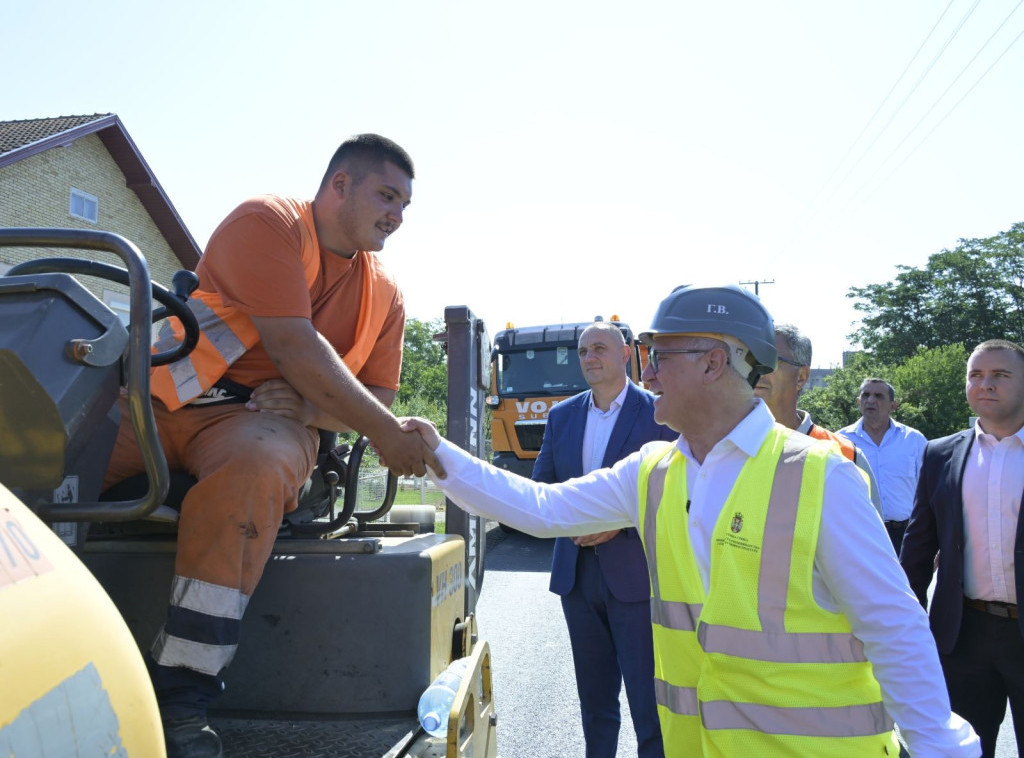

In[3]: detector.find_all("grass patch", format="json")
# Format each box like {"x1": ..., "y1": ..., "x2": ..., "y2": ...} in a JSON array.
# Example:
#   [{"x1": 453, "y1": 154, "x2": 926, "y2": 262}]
[{"x1": 392, "y1": 488, "x2": 446, "y2": 507}]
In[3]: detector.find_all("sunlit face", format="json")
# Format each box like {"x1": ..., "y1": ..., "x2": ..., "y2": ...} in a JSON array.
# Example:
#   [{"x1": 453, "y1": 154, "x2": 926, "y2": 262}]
[
  {"x1": 857, "y1": 381, "x2": 895, "y2": 424},
  {"x1": 577, "y1": 327, "x2": 629, "y2": 391},
  {"x1": 966, "y1": 348, "x2": 1024, "y2": 432},
  {"x1": 753, "y1": 334, "x2": 805, "y2": 416},
  {"x1": 640, "y1": 335, "x2": 714, "y2": 430},
  {"x1": 328, "y1": 160, "x2": 412, "y2": 254}
]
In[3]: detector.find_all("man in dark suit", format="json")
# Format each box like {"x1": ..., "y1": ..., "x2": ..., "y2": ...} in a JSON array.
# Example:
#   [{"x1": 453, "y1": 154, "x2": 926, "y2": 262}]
[
  {"x1": 533, "y1": 321, "x2": 674, "y2": 758},
  {"x1": 901, "y1": 338, "x2": 1024, "y2": 758}
]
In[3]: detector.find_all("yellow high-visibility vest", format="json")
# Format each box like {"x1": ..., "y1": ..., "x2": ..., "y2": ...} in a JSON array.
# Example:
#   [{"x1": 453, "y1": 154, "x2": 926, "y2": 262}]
[{"x1": 637, "y1": 426, "x2": 899, "y2": 757}]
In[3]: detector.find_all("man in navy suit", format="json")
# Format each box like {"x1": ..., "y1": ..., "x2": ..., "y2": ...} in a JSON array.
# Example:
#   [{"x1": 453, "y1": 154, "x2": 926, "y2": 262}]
[
  {"x1": 901, "y1": 339, "x2": 1024, "y2": 758},
  {"x1": 533, "y1": 321, "x2": 674, "y2": 758}
]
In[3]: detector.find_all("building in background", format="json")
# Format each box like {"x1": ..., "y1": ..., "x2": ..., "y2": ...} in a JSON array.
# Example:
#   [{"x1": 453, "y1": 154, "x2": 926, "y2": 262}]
[{"x1": 0, "y1": 113, "x2": 199, "y2": 321}]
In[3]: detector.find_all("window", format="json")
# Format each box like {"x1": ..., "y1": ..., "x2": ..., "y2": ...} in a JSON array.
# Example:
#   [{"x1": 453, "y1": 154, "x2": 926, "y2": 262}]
[{"x1": 69, "y1": 188, "x2": 98, "y2": 223}]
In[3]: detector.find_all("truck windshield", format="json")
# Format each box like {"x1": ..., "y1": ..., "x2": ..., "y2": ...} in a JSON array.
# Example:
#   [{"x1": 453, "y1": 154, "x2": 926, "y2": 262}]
[{"x1": 497, "y1": 347, "x2": 588, "y2": 396}]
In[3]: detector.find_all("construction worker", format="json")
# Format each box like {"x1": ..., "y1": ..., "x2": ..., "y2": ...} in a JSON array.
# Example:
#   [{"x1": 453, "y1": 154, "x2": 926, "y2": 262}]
[
  {"x1": 103, "y1": 134, "x2": 441, "y2": 758},
  {"x1": 402, "y1": 285, "x2": 980, "y2": 757},
  {"x1": 753, "y1": 323, "x2": 883, "y2": 516}
]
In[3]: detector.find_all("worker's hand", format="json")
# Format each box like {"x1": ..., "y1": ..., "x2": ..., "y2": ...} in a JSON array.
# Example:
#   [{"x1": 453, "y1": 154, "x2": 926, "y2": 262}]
[
  {"x1": 374, "y1": 425, "x2": 446, "y2": 480},
  {"x1": 247, "y1": 379, "x2": 315, "y2": 426},
  {"x1": 573, "y1": 530, "x2": 621, "y2": 548},
  {"x1": 398, "y1": 417, "x2": 442, "y2": 450}
]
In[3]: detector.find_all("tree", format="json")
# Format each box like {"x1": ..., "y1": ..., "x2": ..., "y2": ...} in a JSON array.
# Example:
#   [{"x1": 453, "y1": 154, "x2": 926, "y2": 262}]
[
  {"x1": 848, "y1": 222, "x2": 1024, "y2": 364},
  {"x1": 394, "y1": 317, "x2": 447, "y2": 436},
  {"x1": 798, "y1": 352, "x2": 886, "y2": 432},
  {"x1": 798, "y1": 345, "x2": 970, "y2": 439},
  {"x1": 890, "y1": 343, "x2": 970, "y2": 439}
]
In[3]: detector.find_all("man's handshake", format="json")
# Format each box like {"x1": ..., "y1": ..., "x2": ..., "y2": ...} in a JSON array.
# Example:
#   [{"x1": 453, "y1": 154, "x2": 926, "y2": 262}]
[{"x1": 374, "y1": 417, "x2": 445, "y2": 478}]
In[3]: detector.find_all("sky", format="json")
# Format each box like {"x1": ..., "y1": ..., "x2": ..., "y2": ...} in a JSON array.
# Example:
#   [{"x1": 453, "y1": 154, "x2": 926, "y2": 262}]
[{"x1": 4, "y1": 0, "x2": 1023, "y2": 367}]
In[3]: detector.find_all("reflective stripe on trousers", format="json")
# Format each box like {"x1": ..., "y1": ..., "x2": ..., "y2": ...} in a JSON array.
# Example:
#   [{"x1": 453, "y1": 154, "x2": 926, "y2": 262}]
[{"x1": 151, "y1": 575, "x2": 250, "y2": 676}]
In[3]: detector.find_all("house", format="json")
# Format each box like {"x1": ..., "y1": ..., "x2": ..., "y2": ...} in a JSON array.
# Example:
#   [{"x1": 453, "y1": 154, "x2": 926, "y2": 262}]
[{"x1": 0, "y1": 113, "x2": 200, "y2": 321}]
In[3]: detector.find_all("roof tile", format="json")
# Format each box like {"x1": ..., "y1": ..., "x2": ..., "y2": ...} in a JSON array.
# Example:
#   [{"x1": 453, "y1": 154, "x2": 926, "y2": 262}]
[{"x1": 0, "y1": 114, "x2": 112, "y2": 155}]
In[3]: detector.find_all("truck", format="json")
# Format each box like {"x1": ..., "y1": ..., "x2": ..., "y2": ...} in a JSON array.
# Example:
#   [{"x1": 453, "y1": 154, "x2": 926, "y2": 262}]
[
  {"x1": 0, "y1": 227, "x2": 498, "y2": 758},
  {"x1": 487, "y1": 318, "x2": 648, "y2": 480}
]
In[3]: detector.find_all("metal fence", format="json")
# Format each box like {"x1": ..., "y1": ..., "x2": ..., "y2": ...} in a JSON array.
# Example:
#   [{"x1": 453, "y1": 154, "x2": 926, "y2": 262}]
[{"x1": 354, "y1": 469, "x2": 445, "y2": 510}]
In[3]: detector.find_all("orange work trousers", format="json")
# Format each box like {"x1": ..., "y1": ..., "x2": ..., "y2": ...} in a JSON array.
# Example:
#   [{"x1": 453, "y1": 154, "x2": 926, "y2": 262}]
[{"x1": 103, "y1": 397, "x2": 319, "y2": 595}]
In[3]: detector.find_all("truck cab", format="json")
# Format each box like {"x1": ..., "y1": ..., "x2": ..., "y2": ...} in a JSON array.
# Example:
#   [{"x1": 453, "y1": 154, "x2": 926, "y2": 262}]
[{"x1": 488, "y1": 318, "x2": 647, "y2": 480}]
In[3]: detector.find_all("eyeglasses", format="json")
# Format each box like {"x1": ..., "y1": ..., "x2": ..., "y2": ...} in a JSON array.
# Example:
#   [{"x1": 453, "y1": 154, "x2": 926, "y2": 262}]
[
  {"x1": 648, "y1": 348, "x2": 711, "y2": 374},
  {"x1": 777, "y1": 356, "x2": 806, "y2": 368}
]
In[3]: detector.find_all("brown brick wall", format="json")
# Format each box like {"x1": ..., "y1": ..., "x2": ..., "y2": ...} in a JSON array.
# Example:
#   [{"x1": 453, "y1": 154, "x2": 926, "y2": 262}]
[{"x1": 0, "y1": 134, "x2": 187, "y2": 310}]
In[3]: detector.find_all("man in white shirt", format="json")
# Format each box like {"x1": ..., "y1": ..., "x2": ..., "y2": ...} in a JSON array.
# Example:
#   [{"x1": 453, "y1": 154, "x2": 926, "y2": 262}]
[
  {"x1": 838, "y1": 378, "x2": 928, "y2": 555},
  {"x1": 901, "y1": 339, "x2": 1024, "y2": 758},
  {"x1": 404, "y1": 285, "x2": 979, "y2": 758}
]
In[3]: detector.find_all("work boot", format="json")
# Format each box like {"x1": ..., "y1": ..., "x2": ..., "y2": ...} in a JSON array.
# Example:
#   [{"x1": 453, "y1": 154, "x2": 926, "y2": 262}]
[{"x1": 163, "y1": 716, "x2": 223, "y2": 758}]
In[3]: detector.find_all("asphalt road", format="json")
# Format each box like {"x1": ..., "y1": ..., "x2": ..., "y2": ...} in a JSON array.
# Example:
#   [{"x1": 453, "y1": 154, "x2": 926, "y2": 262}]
[
  {"x1": 477, "y1": 528, "x2": 642, "y2": 758},
  {"x1": 476, "y1": 527, "x2": 1018, "y2": 758}
]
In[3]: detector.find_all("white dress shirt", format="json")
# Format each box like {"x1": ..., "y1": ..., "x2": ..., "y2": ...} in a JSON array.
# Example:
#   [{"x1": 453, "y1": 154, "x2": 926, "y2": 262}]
[
  {"x1": 581, "y1": 383, "x2": 628, "y2": 474},
  {"x1": 796, "y1": 409, "x2": 883, "y2": 516},
  {"x1": 962, "y1": 423, "x2": 1024, "y2": 605},
  {"x1": 838, "y1": 418, "x2": 928, "y2": 521},
  {"x1": 429, "y1": 400, "x2": 979, "y2": 757}
]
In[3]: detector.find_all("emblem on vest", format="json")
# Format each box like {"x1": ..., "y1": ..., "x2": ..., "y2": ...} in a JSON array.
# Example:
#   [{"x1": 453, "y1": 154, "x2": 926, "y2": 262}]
[{"x1": 716, "y1": 511, "x2": 758, "y2": 554}]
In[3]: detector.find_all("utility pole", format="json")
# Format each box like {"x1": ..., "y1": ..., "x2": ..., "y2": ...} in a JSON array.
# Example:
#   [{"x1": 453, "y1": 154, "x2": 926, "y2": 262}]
[{"x1": 740, "y1": 279, "x2": 775, "y2": 297}]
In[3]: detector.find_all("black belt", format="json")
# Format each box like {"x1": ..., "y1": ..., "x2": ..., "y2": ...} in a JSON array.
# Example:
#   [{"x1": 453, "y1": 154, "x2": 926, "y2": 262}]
[
  {"x1": 884, "y1": 519, "x2": 908, "y2": 527},
  {"x1": 965, "y1": 597, "x2": 1019, "y2": 619}
]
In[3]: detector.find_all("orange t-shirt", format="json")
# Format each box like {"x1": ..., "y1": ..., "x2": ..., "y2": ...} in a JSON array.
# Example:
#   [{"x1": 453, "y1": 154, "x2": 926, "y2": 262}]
[{"x1": 196, "y1": 195, "x2": 405, "y2": 391}]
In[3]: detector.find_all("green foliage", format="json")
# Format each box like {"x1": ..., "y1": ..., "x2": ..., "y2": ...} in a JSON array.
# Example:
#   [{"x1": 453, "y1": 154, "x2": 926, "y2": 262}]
[
  {"x1": 799, "y1": 345, "x2": 971, "y2": 439},
  {"x1": 798, "y1": 353, "x2": 887, "y2": 432},
  {"x1": 391, "y1": 392, "x2": 447, "y2": 439},
  {"x1": 816, "y1": 221, "x2": 1024, "y2": 439},
  {"x1": 890, "y1": 343, "x2": 971, "y2": 439},
  {"x1": 848, "y1": 222, "x2": 1024, "y2": 363},
  {"x1": 396, "y1": 317, "x2": 447, "y2": 434}
]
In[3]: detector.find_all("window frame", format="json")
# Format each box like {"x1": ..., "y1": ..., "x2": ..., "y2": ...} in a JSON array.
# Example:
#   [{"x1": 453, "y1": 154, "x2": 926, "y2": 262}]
[{"x1": 69, "y1": 188, "x2": 99, "y2": 223}]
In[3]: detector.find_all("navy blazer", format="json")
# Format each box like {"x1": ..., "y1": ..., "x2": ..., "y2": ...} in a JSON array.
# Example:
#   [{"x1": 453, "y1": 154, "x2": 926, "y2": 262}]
[
  {"x1": 532, "y1": 382, "x2": 677, "y2": 601},
  {"x1": 901, "y1": 428, "x2": 1024, "y2": 653}
]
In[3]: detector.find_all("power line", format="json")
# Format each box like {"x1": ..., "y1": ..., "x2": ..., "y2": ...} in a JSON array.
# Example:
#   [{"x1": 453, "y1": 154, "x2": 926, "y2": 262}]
[
  {"x1": 849, "y1": 0, "x2": 1024, "y2": 206},
  {"x1": 826, "y1": 0, "x2": 982, "y2": 203},
  {"x1": 866, "y1": 21, "x2": 1024, "y2": 200},
  {"x1": 815, "y1": 0, "x2": 956, "y2": 203},
  {"x1": 740, "y1": 279, "x2": 775, "y2": 297}
]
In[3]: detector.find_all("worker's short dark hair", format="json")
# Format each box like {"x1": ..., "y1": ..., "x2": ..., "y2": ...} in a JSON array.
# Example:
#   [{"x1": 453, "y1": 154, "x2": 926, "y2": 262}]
[
  {"x1": 858, "y1": 377, "x2": 895, "y2": 401},
  {"x1": 972, "y1": 339, "x2": 1024, "y2": 364},
  {"x1": 321, "y1": 134, "x2": 415, "y2": 188}
]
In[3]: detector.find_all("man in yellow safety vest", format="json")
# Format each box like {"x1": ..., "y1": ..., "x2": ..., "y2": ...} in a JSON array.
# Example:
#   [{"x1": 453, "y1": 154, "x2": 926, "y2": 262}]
[{"x1": 402, "y1": 284, "x2": 980, "y2": 757}]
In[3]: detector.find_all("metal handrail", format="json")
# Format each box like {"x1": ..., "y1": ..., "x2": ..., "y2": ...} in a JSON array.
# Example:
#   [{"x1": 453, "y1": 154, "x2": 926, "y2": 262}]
[{"x1": 0, "y1": 228, "x2": 169, "y2": 521}]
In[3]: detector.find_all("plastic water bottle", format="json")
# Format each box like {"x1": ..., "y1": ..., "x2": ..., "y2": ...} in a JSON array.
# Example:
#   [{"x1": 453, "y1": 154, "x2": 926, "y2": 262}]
[{"x1": 417, "y1": 657, "x2": 470, "y2": 738}]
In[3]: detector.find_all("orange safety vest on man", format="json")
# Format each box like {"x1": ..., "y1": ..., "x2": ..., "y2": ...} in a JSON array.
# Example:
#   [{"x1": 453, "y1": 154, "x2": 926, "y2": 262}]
[
  {"x1": 805, "y1": 423, "x2": 856, "y2": 461},
  {"x1": 150, "y1": 199, "x2": 395, "y2": 411}
]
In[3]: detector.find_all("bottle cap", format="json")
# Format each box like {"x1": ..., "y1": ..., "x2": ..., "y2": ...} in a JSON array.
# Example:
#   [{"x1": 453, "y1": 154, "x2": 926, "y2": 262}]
[{"x1": 422, "y1": 712, "x2": 442, "y2": 733}]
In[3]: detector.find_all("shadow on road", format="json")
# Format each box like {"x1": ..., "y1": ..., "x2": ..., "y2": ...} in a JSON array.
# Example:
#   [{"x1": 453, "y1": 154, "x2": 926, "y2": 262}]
[{"x1": 484, "y1": 524, "x2": 556, "y2": 573}]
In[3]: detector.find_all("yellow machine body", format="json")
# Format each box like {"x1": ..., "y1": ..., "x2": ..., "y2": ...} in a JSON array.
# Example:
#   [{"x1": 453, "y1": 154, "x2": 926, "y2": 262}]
[{"x1": 0, "y1": 483, "x2": 164, "y2": 756}]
